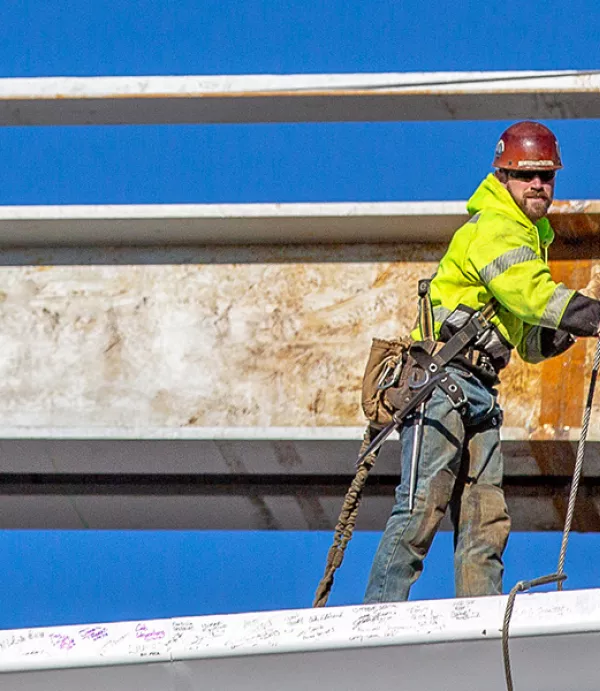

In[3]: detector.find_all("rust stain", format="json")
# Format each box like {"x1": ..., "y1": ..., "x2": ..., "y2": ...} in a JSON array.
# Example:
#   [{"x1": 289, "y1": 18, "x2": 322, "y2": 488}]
[
  {"x1": 552, "y1": 239, "x2": 600, "y2": 261},
  {"x1": 214, "y1": 441, "x2": 281, "y2": 530},
  {"x1": 371, "y1": 265, "x2": 395, "y2": 288},
  {"x1": 58, "y1": 89, "x2": 414, "y2": 102},
  {"x1": 527, "y1": 441, "x2": 600, "y2": 532},
  {"x1": 294, "y1": 493, "x2": 331, "y2": 530},
  {"x1": 499, "y1": 360, "x2": 542, "y2": 433},
  {"x1": 102, "y1": 307, "x2": 123, "y2": 380},
  {"x1": 551, "y1": 214, "x2": 600, "y2": 240},
  {"x1": 308, "y1": 388, "x2": 326, "y2": 415},
  {"x1": 528, "y1": 442, "x2": 572, "y2": 526},
  {"x1": 571, "y1": 493, "x2": 600, "y2": 532},
  {"x1": 92, "y1": 89, "x2": 443, "y2": 100},
  {"x1": 271, "y1": 441, "x2": 303, "y2": 469},
  {"x1": 311, "y1": 293, "x2": 361, "y2": 315},
  {"x1": 150, "y1": 389, "x2": 173, "y2": 416},
  {"x1": 550, "y1": 201, "x2": 600, "y2": 240},
  {"x1": 539, "y1": 259, "x2": 591, "y2": 434},
  {"x1": 550, "y1": 199, "x2": 600, "y2": 214},
  {"x1": 41, "y1": 307, "x2": 60, "y2": 330}
]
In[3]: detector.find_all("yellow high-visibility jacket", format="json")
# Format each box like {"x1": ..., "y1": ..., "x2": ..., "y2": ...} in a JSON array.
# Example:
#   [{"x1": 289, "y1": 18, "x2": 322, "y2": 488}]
[{"x1": 412, "y1": 174, "x2": 577, "y2": 368}]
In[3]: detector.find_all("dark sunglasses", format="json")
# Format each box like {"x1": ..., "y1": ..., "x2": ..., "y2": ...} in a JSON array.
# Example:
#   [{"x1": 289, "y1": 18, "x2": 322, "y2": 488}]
[{"x1": 506, "y1": 169, "x2": 556, "y2": 183}]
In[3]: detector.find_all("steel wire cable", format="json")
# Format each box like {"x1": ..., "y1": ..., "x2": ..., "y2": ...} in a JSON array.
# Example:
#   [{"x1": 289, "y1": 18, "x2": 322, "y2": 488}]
[
  {"x1": 247, "y1": 69, "x2": 600, "y2": 94},
  {"x1": 557, "y1": 336, "x2": 600, "y2": 585},
  {"x1": 502, "y1": 336, "x2": 600, "y2": 691},
  {"x1": 502, "y1": 574, "x2": 567, "y2": 691}
]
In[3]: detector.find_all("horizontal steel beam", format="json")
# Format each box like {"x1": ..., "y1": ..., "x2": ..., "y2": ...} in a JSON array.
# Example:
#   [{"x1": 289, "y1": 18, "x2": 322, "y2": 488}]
[
  {"x1": 0, "y1": 200, "x2": 598, "y2": 247},
  {"x1": 2, "y1": 590, "x2": 600, "y2": 691},
  {"x1": 0, "y1": 439, "x2": 597, "y2": 531},
  {"x1": 1, "y1": 70, "x2": 600, "y2": 126},
  {"x1": 0, "y1": 471, "x2": 594, "y2": 532}
]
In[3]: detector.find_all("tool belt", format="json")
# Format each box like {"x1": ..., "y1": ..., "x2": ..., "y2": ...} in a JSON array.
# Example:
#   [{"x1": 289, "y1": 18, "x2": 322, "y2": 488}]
[
  {"x1": 361, "y1": 337, "x2": 465, "y2": 427},
  {"x1": 463, "y1": 347, "x2": 495, "y2": 370},
  {"x1": 450, "y1": 345, "x2": 500, "y2": 385},
  {"x1": 361, "y1": 281, "x2": 498, "y2": 428}
]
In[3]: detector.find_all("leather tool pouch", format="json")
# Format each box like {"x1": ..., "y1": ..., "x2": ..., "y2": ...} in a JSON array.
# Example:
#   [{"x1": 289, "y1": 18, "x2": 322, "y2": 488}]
[
  {"x1": 361, "y1": 337, "x2": 410, "y2": 427},
  {"x1": 361, "y1": 335, "x2": 434, "y2": 426},
  {"x1": 361, "y1": 338, "x2": 440, "y2": 427}
]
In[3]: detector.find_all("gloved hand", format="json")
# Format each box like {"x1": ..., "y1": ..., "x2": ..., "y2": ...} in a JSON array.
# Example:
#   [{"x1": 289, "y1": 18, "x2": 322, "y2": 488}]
[{"x1": 579, "y1": 271, "x2": 600, "y2": 301}]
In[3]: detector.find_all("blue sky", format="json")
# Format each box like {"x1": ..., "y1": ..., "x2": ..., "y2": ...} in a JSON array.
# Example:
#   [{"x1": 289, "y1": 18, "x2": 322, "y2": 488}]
[
  {"x1": 3, "y1": 531, "x2": 600, "y2": 630},
  {"x1": 0, "y1": 1, "x2": 598, "y2": 205},
  {"x1": 0, "y1": 0, "x2": 599, "y2": 628},
  {"x1": 2, "y1": 0, "x2": 598, "y2": 77}
]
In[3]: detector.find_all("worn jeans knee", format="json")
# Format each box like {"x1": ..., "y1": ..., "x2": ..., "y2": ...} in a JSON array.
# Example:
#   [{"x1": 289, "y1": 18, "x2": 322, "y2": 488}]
[
  {"x1": 454, "y1": 483, "x2": 511, "y2": 597},
  {"x1": 364, "y1": 467, "x2": 455, "y2": 603}
]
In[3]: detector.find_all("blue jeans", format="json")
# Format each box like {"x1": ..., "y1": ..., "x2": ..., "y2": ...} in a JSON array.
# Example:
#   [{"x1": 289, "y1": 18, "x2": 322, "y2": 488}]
[{"x1": 364, "y1": 367, "x2": 511, "y2": 602}]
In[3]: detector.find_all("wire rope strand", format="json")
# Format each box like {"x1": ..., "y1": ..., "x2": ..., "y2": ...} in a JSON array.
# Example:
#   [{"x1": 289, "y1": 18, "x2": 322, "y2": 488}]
[
  {"x1": 502, "y1": 574, "x2": 566, "y2": 691},
  {"x1": 502, "y1": 582, "x2": 521, "y2": 691},
  {"x1": 265, "y1": 69, "x2": 600, "y2": 94},
  {"x1": 556, "y1": 337, "x2": 600, "y2": 585},
  {"x1": 501, "y1": 337, "x2": 600, "y2": 689}
]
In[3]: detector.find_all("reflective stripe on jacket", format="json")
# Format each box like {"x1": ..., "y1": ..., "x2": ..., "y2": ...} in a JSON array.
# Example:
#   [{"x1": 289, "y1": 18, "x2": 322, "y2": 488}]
[{"x1": 411, "y1": 173, "x2": 576, "y2": 367}]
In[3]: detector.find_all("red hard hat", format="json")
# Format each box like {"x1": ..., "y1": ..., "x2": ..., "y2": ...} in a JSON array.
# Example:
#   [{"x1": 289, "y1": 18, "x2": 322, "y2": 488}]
[{"x1": 493, "y1": 121, "x2": 563, "y2": 170}]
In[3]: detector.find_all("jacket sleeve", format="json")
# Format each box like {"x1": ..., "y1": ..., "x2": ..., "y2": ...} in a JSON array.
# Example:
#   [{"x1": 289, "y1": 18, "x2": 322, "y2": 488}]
[
  {"x1": 517, "y1": 323, "x2": 575, "y2": 363},
  {"x1": 558, "y1": 292, "x2": 600, "y2": 337},
  {"x1": 466, "y1": 213, "x2": 576, "y2": 330}
]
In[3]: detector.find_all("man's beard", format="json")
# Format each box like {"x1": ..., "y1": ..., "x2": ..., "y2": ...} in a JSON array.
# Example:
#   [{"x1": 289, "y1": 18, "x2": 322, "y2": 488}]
[{"x1": 521, "y1": 194, "x2": 551, "y2": 222}]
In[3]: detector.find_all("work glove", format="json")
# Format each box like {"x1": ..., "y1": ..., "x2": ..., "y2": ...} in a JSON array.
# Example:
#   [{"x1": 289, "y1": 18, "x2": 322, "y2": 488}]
[{"x1": 579, "y1": 271, "x2": 600, "y2": 301}]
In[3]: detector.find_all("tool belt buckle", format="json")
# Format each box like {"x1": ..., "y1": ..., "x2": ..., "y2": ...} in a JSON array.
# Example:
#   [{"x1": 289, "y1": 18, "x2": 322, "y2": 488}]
[{"x1": 445, "y1": 374, "x2": 468, "y2": 408}]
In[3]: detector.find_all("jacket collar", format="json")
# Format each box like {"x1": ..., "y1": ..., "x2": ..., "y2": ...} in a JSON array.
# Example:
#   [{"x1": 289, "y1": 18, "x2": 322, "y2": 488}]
[{"x1": 466, "y1": 173, "x2": 554, "y2": 248}]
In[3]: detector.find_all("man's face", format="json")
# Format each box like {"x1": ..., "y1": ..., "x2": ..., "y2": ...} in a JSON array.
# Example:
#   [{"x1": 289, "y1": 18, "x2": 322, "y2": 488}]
[{"x1": 496, "y1": 169, "x2": 556, "y2": 223}]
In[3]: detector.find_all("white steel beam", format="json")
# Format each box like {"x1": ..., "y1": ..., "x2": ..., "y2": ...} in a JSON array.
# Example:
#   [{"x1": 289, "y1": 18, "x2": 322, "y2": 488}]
[
  {"x1": 0, "y1": 201, "x2": 465, "y2": 246},
  {"x1": 2, "y1": 590, "x2": 600, "y2": 690},
  {"x1": 0, "y1": 200, "x2": 597, "y2": 246},
  {"x1": 0, "y1": 70, "x2": 599, "y2": 125}
]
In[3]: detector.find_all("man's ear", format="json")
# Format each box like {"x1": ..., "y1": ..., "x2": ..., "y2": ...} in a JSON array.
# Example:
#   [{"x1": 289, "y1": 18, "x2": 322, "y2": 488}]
[{"x1": 494, "y1": 169, "x2": 508, "y2": 185}]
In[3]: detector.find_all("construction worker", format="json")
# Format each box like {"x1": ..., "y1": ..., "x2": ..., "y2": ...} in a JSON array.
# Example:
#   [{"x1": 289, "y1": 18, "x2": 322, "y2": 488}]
[{"x1": 364, "y1": 121, "x2": 600, "y2": 603}]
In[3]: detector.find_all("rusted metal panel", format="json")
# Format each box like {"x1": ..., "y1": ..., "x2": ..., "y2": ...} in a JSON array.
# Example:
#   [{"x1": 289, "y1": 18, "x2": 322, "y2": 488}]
[
  {"x1": 538, "y1": 260, "x2": 591, "y2": 435},
  {"x1": 549, "y1": 200, "x2": 600, "y2": 240},
  {"x1": 0, "y1": 258, "x2": 431, "y2": 430},
  {"x1": 0, "y1": 251, "x2": 597, "y2": 442}
]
